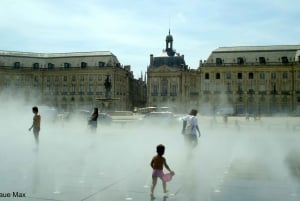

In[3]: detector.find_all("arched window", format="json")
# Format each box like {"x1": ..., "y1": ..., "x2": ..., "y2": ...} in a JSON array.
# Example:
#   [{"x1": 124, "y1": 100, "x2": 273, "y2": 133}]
[
  {"x1": 33, "y1": 63, "x2": 39, "y2": 69},
  {"x1": 48, "y1": 63, "x2": 54, "y2": 69},
  {"x1": 14, "y1": 62, "x2": 20, "y2": 69},
  {"x1": 81, "y1": 62, "x2": 87, "y2": 68},
  {"x1": 64, "y1": 63, "x2": 70, "y2": 68}
]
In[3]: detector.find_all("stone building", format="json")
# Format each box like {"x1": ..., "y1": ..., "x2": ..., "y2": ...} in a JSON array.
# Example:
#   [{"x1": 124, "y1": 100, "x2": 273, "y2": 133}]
[
  {"x1": 200, "y1": 45, "x2": 300, "y2": 115},
  {"x1": 0, "y1": 50, "x2": 146, "y2": 112},
  {"x1": 147, "y1": 30, "x2": 199, "y2": 112}
]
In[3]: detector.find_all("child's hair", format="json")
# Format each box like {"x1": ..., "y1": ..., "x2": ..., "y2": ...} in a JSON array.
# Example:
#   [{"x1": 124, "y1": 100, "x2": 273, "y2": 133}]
[
  {"x1": 156, "y1": 144, "x2": 165, "y2": 156},
  {"x1": 32, "y1": 106, "x2": 38, "y2": 113},
  {"x1": 189, "y1": 109, "x2": 198, "y2": 116}
]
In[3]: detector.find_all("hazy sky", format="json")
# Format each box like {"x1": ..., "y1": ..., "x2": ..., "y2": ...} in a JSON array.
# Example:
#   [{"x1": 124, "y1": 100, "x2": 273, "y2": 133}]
[{"x1": 0, "y1": 0, "x2": 299, "y2": 78}]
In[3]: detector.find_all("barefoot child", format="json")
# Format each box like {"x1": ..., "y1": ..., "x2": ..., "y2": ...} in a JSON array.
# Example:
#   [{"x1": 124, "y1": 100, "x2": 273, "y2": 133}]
[{"x1": 150, "y1": 144, "x2": 175, "y2": 197}]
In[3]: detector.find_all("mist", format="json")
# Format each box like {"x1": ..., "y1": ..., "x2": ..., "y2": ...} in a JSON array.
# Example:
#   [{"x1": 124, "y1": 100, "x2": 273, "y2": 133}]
[{"x1": 0, "y1": 92, "x2": 300, "y2": 201}]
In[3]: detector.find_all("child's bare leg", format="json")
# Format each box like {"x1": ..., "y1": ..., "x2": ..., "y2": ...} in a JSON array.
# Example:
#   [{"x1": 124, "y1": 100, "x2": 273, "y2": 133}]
[
  {"x1": 163, "y1": 181, "x2": 168, "y2": 193},
  {"x1": 151, "y1": 176, "x2": 157, "y2": 195}
]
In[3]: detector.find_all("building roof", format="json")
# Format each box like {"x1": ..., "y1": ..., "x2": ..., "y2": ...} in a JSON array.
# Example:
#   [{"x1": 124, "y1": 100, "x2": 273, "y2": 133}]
[
  {"x1": 205, "y1": 45, "x2": 300, "y2": 65},
  {"x1": 213, "y1": 45, "x2": 300, "y2": 53},
  {"x1": 149, "y1": 31, "x2": 187, "y2": 70},
  {"x1": 0, "y1": 50, "x2": 115, "y2": 58}
]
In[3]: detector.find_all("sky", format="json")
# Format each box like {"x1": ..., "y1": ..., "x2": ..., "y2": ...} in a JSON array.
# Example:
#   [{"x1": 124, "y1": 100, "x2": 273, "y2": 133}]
[{"x1": 0, "y1": 0, "x2": 299, "y2": 78}]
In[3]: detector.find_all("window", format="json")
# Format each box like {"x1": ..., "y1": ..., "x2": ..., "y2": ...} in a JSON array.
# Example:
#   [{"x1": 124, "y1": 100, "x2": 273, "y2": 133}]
[
  {"x1": 48, "y1": 63, "x2": 54, "y2": 69},
  {"x1": 64, "y1": 63, "x2": 70, "y2": 68},
  {"x1": 71, "y1": 83, "x2": 76, "y2": 94},
  {"x1": 204, "y1": 82, "x2": 210, "y2": 91},
  {"x1": 98, "y1": 62, "x2": 105, "y2": 67},
  {"x1": 80, "y1": 75, "x2": 84, "y2": 81},
  {"x1": 89, "y1": 75, "x2": 93, "y2": 82},
  {"x1": 237, "y1": 83, "x2": 243, "y2": 92},
  {"x1": 237, "y1": 57, "x2": 244, "y2": 65},
  {"x1": 226, "y1": 83, "x2": 231, "y2": 92},
  {"x1": 281, "y1": 57, "x2": 289, "y2": 64},
  {"x1": 151, "y1": 84, "x2": 158, "y2": 95},
  {"x1": 171, "y1": 84, "x2": 177, "y2": 96},
  {"x1": 271, "y1": 83, "x2": 277, "y2": 93},
  {"x1": 216, "y1": 58, "x2": 222, "y2": 65},
  {"x1": 33, "y1": 63, "x2": 39, "y2": 69},
  {"x1": 14, "y1": 62, "x2": 20, "y2": 69},
  {"x1": 271, "y1": 72, "x2": 276, "y2": 79},
  {"x1": 81, "y1": 62, "x2": 87, "y2": 68},
  {"x1": 205, "y1": 73, "x2": 209, "y2": 80},
  {"x1": 259, "y1": 57, "x2": 266, "y2": 64},
  {"x1": 283, "y1": 72, "x2": 288, "y2": 79},
  {"x1": 226, "y1": 73, "x2": 231, "y2": 79},
  {"x1": 259, "y1": 84, "x2": 266, "y2": 91},
  {"x1": 63, "y1": 76, "x2": 67, "y2": 82},
  {"x1": 248, "y1": 72, "x2": 254, "y2": 79},
  {"x1": 72, "y1": 75, "x2": 76, "y2": 82},
  {"x1": 161, "y1": 78, "x2": 168, "y2": 96},
  {"x1": 216, "y1": 73, "x2": 220, "y2": 79},
  {"x1": 259, "y1": 72, "x2": 265, "y2": 79},
  {"x1": 237, "y1": 73, "x2": 242, "y2": 79}
]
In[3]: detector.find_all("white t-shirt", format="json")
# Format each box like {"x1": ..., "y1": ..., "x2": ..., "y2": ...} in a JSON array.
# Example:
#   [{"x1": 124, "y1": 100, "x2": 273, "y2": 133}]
[{"x1": 182, "y1": 115, "x2": 198, "y2": 136}]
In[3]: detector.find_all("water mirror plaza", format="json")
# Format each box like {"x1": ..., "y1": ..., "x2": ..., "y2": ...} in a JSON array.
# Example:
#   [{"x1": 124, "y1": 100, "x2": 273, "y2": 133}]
[{"x1": 1, "y1": 104, "x2": 300, "y2": 201}]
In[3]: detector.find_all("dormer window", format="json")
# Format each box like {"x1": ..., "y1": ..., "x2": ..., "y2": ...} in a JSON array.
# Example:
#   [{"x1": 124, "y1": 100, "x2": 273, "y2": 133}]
[
  {"x1": 216, "y1": 58, "x2": 222, "y2": 65},
  {"x1": 14, "y1": 62, "x2": 20, "y2": 69},
  {"x1": 33, "y1": 63, "x2": 39, "y2": 69},
  {"x1": 48, "y1": 63, "x2": 54, "y2": 69},
  {"x1": 281, "y1": 56, "x2": 289, "y2": 64},
  {"x1": 64, "y1": 63, "x2": 70, "y2": 68},
  {"x1": 259, "y1": 57, "x2": 266, "y2": 64},
  {"x1": 98, "y1": 62, "x2": 105, "y2": 67},
  {"x1": 81, "y1": 62, "x2": 87, "y2": 68},
  {"x1": 237, "y1": 57, "x2": 244, "y2": 65}
]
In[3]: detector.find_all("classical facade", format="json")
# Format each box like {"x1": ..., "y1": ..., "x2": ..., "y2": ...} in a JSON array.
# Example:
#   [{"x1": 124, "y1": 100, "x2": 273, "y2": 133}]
[
  {"x1": 199, "y1": 45, "x2": 300, "y2": 115},
  {"x1": 147, "y1": 31, "x2": 300, "y2": 115},
  {"x1": 0, "y1": 50, "x2": 146, "y2": 112},
  {"x1": 2, "y1": 35, "x2": 300, "y2": 116},
  {"x1": 147, "y1": 31, "x2": 199, "y2": 112}
]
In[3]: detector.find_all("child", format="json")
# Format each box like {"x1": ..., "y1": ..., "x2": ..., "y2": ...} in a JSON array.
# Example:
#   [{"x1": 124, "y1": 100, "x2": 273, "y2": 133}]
[
  {"x1": 28, "y1": 106, "x2": 41, "y2": 144},
  {"x1": 150, "y1": 144, "x2": 175, "y2": 197}
]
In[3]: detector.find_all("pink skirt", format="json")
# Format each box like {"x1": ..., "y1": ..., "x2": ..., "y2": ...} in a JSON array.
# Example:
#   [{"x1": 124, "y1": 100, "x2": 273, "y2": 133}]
[{"x1": 152, "y1": 169, "x2": 173, "y2": 182}]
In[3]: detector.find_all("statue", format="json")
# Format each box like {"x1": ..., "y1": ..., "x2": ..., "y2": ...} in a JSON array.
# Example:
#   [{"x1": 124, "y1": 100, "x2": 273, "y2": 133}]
[{"x1": 104, "y1": 75, "x2": 111, "y2": 98}]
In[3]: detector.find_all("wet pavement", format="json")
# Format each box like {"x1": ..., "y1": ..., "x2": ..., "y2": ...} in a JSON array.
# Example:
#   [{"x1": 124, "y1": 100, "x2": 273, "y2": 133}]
[{"x1": 1, "y1": 116, "x2": 300, "y2": 201}]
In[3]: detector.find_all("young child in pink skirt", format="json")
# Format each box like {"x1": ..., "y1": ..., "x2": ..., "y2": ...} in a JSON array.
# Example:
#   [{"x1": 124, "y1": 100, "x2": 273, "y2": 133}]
[{"x1": 150, "y1": 144, "x2": 175, "y2": 197}]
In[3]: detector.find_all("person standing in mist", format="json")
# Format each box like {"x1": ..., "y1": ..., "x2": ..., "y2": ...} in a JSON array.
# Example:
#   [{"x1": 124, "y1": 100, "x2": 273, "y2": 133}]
[
  {"x1": 150, "y1": 144, "x2": 175, "y2": 199},
  {"x1": 29, "y1": 106, "x2": 41, "y2": 144},
  {"x1": 88, "y1": 107, "x2": 99, "y2": 131},
  {"x1": 181, "y1": 109, "x2": 201, "y2": 148}
]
